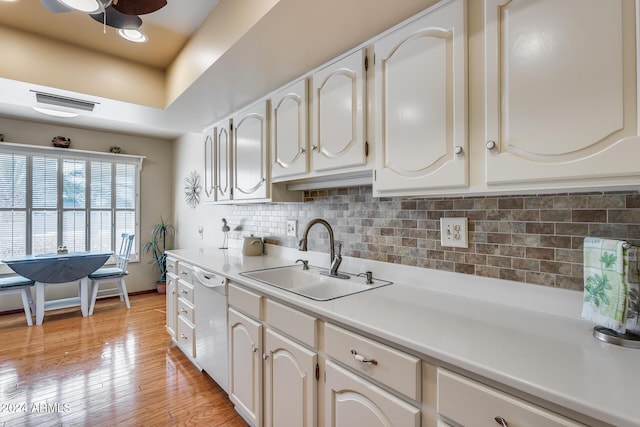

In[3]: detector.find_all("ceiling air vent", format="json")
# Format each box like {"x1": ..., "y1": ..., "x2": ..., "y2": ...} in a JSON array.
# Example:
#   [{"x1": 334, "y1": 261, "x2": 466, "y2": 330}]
[{"x1": 32, "y1": 91, "x2": 98, "y2": 112}]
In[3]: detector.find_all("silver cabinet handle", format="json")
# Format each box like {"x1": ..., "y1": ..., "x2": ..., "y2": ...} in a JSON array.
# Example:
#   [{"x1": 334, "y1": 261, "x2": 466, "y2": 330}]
[
  {"x1": 454, "y1": 145, "x2": 463, "y2": 155},
  {"x1": 180, "y1": 308, "x2": 187, "y2": 313},
  {"x1": 263, "y1": 354, "x2": 269, "y2": 361},
  {"x1": 253, "y1": 347, "x2": 258, "y2": 353},
  {"x1": 179, "y1": 290, "x2": 188, "y2": 294},
  {"x1": 494, "y1": 416, "x2": 508, "y2": 427},
  {"x1": 312, "y1": 145, "x2": 318, "y2": 151},
  {"x1": 486, "y1": 140, "x2": 496, "y2": 150},
  {"x1": 180, "y1": 334, "x2": 188, "y2": 340},
  {"x1": 350, "y1": 349, "x2": 377, "y2": 365},
  {"x1": 300, "y1": 147, "x2": 306, "y2": 154}
]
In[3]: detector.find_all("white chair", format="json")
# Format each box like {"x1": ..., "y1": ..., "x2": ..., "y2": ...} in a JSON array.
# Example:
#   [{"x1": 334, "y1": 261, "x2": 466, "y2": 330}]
[
  {"x1": 88, "y1": 233, "x2": 134, "y2": 315},
  {"x1": 0, "y1": 275, "x2": 35, "y2": 326}
]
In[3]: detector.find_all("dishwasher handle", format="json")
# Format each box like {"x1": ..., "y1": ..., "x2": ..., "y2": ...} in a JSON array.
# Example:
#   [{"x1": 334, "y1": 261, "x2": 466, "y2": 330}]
[{"x1": 193, "y1": 266, "x2": 226, "y2": 290}]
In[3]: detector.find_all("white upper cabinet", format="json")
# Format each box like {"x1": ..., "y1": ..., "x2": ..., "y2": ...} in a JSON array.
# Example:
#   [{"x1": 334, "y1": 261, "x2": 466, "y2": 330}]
[
  {"x1": 271, "y1": 79, "x2": 309, "y2": 179},
  {"x1": 374, "y1": 0, "x2": 468, "y2": 195},
  {"x1": 202, "y1": 126, "x2": 216, "y2": 203},
  {"x1": 233, "y1": 100, "x2": 270, "y2": 200},
  {"x1": 214, "y1": 117, "x2": 233, "y2": 202},
  {"x1": 484, "y1": 0, "x2": 640, "y2": 188},
  {"x1": 310, "y1": 49, "x2": 367, "y2": 172}
]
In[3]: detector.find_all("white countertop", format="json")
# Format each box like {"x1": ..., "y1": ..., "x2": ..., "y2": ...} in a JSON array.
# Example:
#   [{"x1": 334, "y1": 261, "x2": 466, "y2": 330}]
[{"x1": 166, "y1": 245, "x2": 640, "y2": 427}]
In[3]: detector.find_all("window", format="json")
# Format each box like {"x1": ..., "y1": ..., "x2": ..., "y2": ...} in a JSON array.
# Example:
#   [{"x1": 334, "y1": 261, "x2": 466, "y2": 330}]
[{"x1": 0, "y1": 143, "x2": 142, "y2": 260}]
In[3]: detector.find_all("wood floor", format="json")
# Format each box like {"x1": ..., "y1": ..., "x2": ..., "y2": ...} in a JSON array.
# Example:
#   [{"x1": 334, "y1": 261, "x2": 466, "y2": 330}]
[{"x1": 0, "y1": 293, "x2": 247, "y2": 427}]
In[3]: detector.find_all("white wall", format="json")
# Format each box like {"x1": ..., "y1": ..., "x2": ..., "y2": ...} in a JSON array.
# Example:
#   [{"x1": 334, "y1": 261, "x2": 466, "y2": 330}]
[{"x1": 0, "y1": 116, "x2": 173, "y2": 312}]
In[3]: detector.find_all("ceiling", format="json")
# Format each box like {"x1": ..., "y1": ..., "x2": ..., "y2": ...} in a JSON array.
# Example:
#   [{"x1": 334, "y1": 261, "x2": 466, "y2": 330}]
[{"x1": 0, "y1": 0, "x2": 220, "y2": 69}]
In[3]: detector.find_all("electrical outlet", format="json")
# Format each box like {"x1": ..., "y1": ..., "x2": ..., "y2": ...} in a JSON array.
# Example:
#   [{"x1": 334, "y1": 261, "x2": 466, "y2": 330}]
[
  {"x1": 287, "y1": 219, "x2": 297, "y2": 237},
  {"x1": 440, "y1": 217, "x2": 468, "y2": 248},
  {"x1": 197, "y1": 226, "x2": 204, "y2": 240}
]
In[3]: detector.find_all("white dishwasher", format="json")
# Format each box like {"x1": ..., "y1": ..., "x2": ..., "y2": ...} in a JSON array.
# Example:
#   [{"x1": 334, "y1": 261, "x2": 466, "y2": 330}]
[{"x1": 193, "y1": 266, "x2": 229, "y2": 393}]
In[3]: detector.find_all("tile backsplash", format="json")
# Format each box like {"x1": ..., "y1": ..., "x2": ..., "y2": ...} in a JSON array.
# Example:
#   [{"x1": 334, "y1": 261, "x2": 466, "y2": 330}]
[{"x1": 226, "y1": 186, "x2": 640, "y2": 291}]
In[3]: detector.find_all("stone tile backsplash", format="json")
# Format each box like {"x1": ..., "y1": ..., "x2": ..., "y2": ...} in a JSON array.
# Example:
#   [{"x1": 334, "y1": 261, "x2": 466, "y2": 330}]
[{"x1": 226, "y1": 187, "x2": 640, "y2": 291}]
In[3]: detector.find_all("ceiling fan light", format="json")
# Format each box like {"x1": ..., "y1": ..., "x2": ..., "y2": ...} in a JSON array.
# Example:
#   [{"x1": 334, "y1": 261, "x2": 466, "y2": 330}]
[
  {"x1": 118, "y1": 28, "x2": 148, "y2": 43},
  {"x1": 57, "y1": 0, "x2": 103, "y2": 13}
]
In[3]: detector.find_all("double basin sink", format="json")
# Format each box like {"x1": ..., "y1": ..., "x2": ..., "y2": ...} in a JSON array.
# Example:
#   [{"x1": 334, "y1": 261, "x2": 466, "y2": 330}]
[{"x1": 240, "y1": 264, "x2": 393, "y2": 301}]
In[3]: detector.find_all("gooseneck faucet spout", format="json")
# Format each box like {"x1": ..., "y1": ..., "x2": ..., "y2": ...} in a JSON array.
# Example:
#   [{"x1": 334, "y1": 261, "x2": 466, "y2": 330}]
[{"x1": 299, "y1": 218, "x2": 346, "y2": 278}]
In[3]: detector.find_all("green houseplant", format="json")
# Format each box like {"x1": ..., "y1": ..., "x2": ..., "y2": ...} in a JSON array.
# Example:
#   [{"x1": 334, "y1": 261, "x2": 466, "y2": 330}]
[{"x1": 142, "y1": 217, "x2": 175, "y2": 294}]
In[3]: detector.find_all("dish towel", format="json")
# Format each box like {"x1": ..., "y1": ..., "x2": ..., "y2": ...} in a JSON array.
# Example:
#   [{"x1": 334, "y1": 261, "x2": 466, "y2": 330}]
[{"x1": 581, "y1": 238, "x2": 629, "y2": 333}]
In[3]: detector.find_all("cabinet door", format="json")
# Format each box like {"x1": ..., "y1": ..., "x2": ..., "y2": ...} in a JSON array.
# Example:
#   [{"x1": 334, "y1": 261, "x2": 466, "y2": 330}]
[
  {"x1": 229, "y1": 308, "x2": 263, "y2": 427},
  {"x1": 264, "y1": 328, "x2": 317, "y2": 427},
  {"x1": 166, "y1": 274, "x2": 177, "y2": 339},
  {"x1": 374, "y1": 0, "x2": 467, "y2": 194},
  {"x1": 271, "y1": 79, "x2": 309, "y2": 179},
  {"x1": 202, "y1": 126, "x2": 216, "y2": 203},
  {"x1": 310, "y1": 49, "x2": 367, "y2": 172},
  {"x1": 325, "y1": 360, "x2": 420, "y2": 427},
  {"x1": 214, "y1": 118, "x2": 233, "y2": 202},
  {"x1": 234, "y1": 100, "x2": 269, "y2": 200},
  {"x1": 485, "y1": 0, "x2": 640, "y2": 186}
]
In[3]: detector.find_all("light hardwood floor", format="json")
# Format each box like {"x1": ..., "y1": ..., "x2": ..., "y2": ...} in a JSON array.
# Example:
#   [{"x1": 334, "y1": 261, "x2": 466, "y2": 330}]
[{"x1": 0, "y1": 292, "x2": 247, "y2": 427}]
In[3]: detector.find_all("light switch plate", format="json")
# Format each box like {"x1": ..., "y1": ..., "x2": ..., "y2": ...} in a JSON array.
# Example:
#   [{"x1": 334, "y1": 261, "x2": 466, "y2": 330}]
[
  {"x1": 287, "y1": 219, "x2": 297, "y2": 237},
  {"x1": 440, "y1": 217, "x2": 468, "y2": 248}
]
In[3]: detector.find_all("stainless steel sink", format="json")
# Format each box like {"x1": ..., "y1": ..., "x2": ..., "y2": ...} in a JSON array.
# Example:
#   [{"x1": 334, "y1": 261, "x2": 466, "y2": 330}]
[{"x1": 240, "y1": 265, "x2": 393, "y2": 301}]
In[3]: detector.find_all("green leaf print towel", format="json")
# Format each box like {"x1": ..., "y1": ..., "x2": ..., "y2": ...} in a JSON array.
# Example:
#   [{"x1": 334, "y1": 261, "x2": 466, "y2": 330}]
[{"x1": 582, "y1": 238, "x2": 629, "y2": 333}]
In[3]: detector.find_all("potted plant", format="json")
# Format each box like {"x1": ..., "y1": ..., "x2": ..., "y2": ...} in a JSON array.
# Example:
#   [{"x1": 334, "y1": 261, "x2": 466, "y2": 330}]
[{"x1": 142, "y1": 217, "x2": 175, "y2": 294}]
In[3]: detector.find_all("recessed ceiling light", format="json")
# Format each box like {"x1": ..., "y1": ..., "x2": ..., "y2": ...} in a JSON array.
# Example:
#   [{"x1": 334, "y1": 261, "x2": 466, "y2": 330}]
[
  {"x1": 33, "y1": 107, "x2": 79, "y2": 118},
  {"x1": 118, "y1": 28, "x2": 148, "y2": 43},
  {"x1": 56, "y1": 0, "x2": 103, "y2": 13}
]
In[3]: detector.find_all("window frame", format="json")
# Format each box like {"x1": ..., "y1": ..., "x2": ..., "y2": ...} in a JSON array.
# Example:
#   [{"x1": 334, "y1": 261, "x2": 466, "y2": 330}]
[{"x1": 0, "y1": 141, "x2": 144, "y2": 267}]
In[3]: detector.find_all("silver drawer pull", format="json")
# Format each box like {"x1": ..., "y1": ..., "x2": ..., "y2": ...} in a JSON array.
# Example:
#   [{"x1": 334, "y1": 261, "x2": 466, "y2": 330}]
[
  {"x1": 180, "y1": 308, "x2": 187, "y2": 313},
  {"x1": 180, "y1": 334, "x2": 188, "y2": 340},
  {"x1": 494, "y1": 416, "x2": 508, "y2": 427},
  {"x1": 350, "y1": 349, "x2": 378, "y2": 365},
  {"x1": 179, "y1": 290, "x2": 188, "y2": 294}
]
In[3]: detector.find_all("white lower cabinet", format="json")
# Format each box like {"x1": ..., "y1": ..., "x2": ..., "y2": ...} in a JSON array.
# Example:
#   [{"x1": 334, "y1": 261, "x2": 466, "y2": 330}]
[
  {"x1": 324, "y1": 360, "x2": 420, "y2": 427},
  {"x1": 264, "y1": 328, "x2": 317, "y2": 427},
  {"x1": 165, "y1": 272, "x2": 177, "y2": 340},
  {"x1": 229, "y1": 307, "x2": 263, "y2": 426},
  {"x1": 437, "y1": 369, "x2": 584, "y2": 427}
]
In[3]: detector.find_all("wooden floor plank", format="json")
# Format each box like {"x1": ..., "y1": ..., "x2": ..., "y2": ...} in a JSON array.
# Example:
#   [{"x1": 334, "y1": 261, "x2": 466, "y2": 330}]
[{"x1": 0, "y1": 293, "x2": 246, "y2": 426}]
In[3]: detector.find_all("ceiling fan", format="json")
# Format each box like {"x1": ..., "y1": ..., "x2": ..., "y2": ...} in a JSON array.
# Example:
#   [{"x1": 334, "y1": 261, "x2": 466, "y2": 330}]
[{"x1": 40, "y1": 0, "x2": 167, "y2": 35}]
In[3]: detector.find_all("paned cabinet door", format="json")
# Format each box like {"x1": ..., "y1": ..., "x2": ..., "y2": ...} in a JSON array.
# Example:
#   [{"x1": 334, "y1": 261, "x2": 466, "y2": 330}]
[
  {"x1": 310, "y1": 49, "x2": 367, "y2": 172},
  {"x1": 228, "y1": 308, "x2": 263, "y2": 427},
  {"x1": 214, "y1": 118, "x2": 232, "y2": 202},
  {"x1": 485, "y1": 0, "x2": 640, "y2": 186},
  {"x1": 271, "y1": 79, "x2": 309, "y2": 179},
  {"x1": 233, "y1": 100, "x2": 269, "y2": 200},
  {"x1": 264, "y1": 328, "x2": 317, "y2": 427},
  {"x1": 374, "y1": 0, "x2": 468, "y2": 195}
]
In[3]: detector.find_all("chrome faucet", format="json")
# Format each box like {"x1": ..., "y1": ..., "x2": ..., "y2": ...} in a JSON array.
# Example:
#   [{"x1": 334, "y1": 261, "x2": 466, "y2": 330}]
[{"x1": 299, "y1": 218, "x2": 348, "y2": 278}]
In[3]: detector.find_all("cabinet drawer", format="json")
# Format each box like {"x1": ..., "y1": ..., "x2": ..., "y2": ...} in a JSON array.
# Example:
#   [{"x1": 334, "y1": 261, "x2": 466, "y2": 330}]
[
  {"x1": 177, "y1": 298, "x2": 195, "y2": 324},
  {"x1": 266, "y1": 299, "x2": 317, "y2": 348},
  {"x1": 177, "y1": 316, "x2": 196, "y2": 359},
  {"x1": 166, "y1": 257, "x2": 177, "y2": 275},
  {"x1": 438, "y1": 369, "x2": 583, "y2": 427},
  {"x1": 177, "y1": 279, "x2": 194, "y2": 304},
  {"x1": 324, "y1": 322, "x2": 420, "y2": 401},
  {"x1": 229, "y1": 283, "x2": 262, "y2": 319},
  {"x1": 177, "y1": 263, "x2": 193, "y2": 283}
]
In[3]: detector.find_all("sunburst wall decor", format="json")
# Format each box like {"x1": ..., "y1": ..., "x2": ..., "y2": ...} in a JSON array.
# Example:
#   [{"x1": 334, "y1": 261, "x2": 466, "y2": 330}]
[{"x1": 184, "y1": 170, "x2": 201, "y2": 209}]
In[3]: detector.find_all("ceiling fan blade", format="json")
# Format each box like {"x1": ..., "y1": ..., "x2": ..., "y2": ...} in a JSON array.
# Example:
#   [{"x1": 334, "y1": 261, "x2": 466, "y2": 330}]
[
  {"x1": 40, "y1": 0, "x2": 72, "y2": 13},
  {"x1": 90, "y1": 5, "x2": 142, "y2": 29},
  {"x1": 112, "y1": 0, "x2": 167, "y2": 16}
]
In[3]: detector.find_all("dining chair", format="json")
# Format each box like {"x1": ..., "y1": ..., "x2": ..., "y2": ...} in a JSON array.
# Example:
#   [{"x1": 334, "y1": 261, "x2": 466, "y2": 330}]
[
  {"x1": 88, "y1": 233, "x2": 135, "y2": 315},
  {"x1": 0, "y1": 275, "x2": 35, "y2": 326}
]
